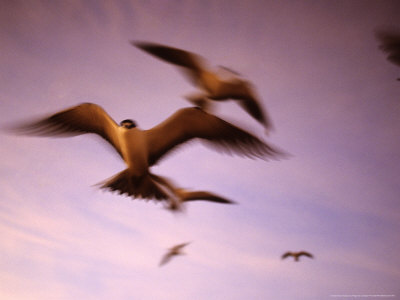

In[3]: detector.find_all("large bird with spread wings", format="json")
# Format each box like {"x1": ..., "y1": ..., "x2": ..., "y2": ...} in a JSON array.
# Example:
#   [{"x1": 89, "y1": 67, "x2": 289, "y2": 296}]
[
  {"x1": 10, "y1": 103, "x2": 283, "y2": 203},
  {"x1": 132, "y1": 41, "x2": 273, "y2": 133}
]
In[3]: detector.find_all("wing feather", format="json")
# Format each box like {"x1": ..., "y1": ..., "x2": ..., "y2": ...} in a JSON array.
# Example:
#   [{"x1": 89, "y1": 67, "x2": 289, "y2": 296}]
[
  {"x1": 159, "y1": 253, "x2": 173, "y2": 266},
  {"x1": 132, "y1": 40, "x2": 204, "y2": 72},
  {"x1": 180, "y1": 190, "x2": 234, "y2": 204},
  {"x1": 171, "y1": 242, "x2": 190, "y2": 251},
  {"x1": 146, "y1": 107, "x2": 285, "y2": 166},
  {"x1": 10, "y1": 103, "x2": 123, "y2": 157},
  {"x1": 298, "y1": 251, "x2": 313, "y2": 258}
]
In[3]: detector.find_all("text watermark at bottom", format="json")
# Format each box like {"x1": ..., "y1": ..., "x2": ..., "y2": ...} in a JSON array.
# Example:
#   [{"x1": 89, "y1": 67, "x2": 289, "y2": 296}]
[{"x1": 330, "y1": 295, "x2": 395, "y2": 298}]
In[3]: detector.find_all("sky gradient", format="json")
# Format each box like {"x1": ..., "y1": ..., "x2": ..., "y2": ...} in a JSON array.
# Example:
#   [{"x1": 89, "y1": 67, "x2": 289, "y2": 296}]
[{"x1": 1, "y1": 1, "x2": 400, "y2": 299}]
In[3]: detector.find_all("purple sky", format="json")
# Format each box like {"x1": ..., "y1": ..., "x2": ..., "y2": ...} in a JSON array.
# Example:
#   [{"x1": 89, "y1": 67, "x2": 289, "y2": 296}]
[{"x1": 1, "y1": 1, "x2": 400, "y2": 299}]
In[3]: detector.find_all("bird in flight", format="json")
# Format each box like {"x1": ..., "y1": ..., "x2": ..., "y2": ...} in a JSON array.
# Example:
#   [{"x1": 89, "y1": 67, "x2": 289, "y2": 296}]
[
  {"x1": 10, "y1": 103, "x2": 283, "y2": 204},
  {"x1": 159, "y1": 242, "x2": 190, "y2": 267},
  {"x1": 132, "y1": 41, "x2": 273, "y2": 133},
  {"x1": 375, "y1": 28, "x2": 400, "y2": 80},
  {"x1": 281, "y1": 251, "x2": 314, "y2": 262}
]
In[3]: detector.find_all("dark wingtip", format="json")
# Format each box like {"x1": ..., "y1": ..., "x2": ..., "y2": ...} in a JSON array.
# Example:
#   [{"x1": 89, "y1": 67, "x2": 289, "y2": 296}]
[
  {"x1": 130, "y1": 40, "x2": 154, "y2": 51},
  {"x1": 1, "y1": 122, "x2": 19, "y2": 135},
  {"x1": 130, "y1": 40, "x2": 141, "y2": 47},
  {"x1": 1, "y1": 119, "x2": 44, "y2": 136}
]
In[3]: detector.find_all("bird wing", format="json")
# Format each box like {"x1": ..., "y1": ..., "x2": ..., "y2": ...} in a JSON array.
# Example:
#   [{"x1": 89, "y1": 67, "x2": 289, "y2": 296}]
[
  {"x1": 145, "y1": 107, "x2": 285, "y2": 165},
  {"x1": 159, "y1": 252, "x2": 173, "y2": 266},
  {"x1": 132, "y1": 41, "x2": 204, "y2": 71},
  {"x1": 215, "y1": 79, "x2": 273, "y2": 132},
  {"x1": 179, "y1": 190, "x2": 235, "y2": 204},
  {"x1": 298, "y1": 251, "x2": 313, "y2": 258},
  {"x1": 218, "y1": 65, "x2": 242, "y2": 76},
  {"x1": 238, "y1": 96, "x2": 273, "y2": 131},
  {"x1": 132, "y1": 40, "x2": 206, "y2": 86},
  {"x1": 10, "y1": 103, "x2": 123, "y2": 157},
  {"x1": 281, "y1": 252, "x2": 292, "y2": 259},
  {"x1": 376, "y1": 29, "x2": 400, "y2": 66},
  {"x1": 171, "y1": 242, "x2": 190, "y2": 251}
]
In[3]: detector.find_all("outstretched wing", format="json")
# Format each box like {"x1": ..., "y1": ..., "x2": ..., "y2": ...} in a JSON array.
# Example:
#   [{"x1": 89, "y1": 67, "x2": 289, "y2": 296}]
[
  {"x1": 159, "y1": 252, "x2": 173, "y2": 267},
  {"x1": 238, "y1": 95, "x2": 273, "y2": 132},
  {"x1": 146, "y1": 107, "x2": 285, "y2": 165},
  {"x1": 171, "y1": 242, "x2": 190, "y2": 252},
  {"x1": 132, "y1": 40, "x2": 204, "y2": 72},
  {"x1": 180, "y1": 190, "x2": 235, "y2": 204},
  {"x1": 281, "y1": 252, "x2": 292, "y2": 259},
  {"x1": 132, "y1": 40, "x2": 207, "y2": 86},
  {"x1": 376, "y1": 29, "x2": 400, "y2": 66},
  {"x1": 298, "y1": 251, "x2": 313, "y2": 258},
  {"x1": 10, "y1": 103, "x2": 123, "y2": 157}
]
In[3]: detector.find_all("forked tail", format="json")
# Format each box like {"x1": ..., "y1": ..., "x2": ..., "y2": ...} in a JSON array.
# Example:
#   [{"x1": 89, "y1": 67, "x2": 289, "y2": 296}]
[{"x1": 97, "y1": 169, "x2": 172, "y2": 201}]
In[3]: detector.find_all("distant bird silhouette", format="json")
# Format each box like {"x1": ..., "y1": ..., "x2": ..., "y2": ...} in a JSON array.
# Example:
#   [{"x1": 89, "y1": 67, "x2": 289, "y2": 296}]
[
  {"x1": 166, "y1": 188, "x2": 235, "y2": 211},
  {"x1": 132, "y1": 41, "x2": 273, "y2": 133},
  {"x1": 281, "y1": 251, "x2": 314, "y2": 262},
  {"x1": 375, "y1": 28, "x2": 400, "y2": 80},
  {"x1": 159, "y1": 242, "x2": 190, "y2": 266},
  {"x1": 10, "y1": 103, "x2": 283, "y2": 203}
]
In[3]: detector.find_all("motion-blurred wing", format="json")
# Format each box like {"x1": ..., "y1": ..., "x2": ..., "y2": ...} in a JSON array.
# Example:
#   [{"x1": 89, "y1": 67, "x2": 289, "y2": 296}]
[
  {"x1": 171, "y1": 242, "x2": 190, "y2": 251},
  {"x1": 146, "y1": 107, "x2": 285, "y2": 165},
  {"x1": 376, "y1": 29, "x2": 400, "y2": 66},
  {"x1": 10, "y1": 103, "x2": 123, "y2": 157},
  {"x1": 159, "y1": 252, "x2": 173, "y2": 267},
  {"x1": 218, "y1": 65, "x2": 242, "y2": 76},
  {"x1": 132, "y1": 41, "x2": 204, "y2": 72},
  {"x1": 298, "y1": 251, "x2": 313, "y2": 258},
  {"x1": 180, "y1": 190, "x2": 235, "y2": 204},
  {"x1": 238, "y1": 96, "x2": 273, "y2": 131},
  {"x1": 281, "y1": 252, "x2": 292, "y2": 259}
]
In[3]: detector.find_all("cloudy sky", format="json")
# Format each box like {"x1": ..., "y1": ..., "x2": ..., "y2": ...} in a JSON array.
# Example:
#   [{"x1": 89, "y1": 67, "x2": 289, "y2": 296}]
[{"x1": 1, "y1": 1, "x2": 400, "y2": 299}]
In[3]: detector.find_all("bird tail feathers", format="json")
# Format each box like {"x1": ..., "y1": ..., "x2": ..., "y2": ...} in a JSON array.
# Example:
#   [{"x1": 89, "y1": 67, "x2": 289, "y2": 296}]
[{"x1": 96, "y1": 169, "x2": 170, "y2": 201}]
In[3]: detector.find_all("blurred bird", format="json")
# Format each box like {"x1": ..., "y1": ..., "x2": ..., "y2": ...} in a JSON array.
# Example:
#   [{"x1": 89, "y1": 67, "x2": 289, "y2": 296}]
[
  {"x1": 159, "y1": 242, "x2": 190, "y2": 267},
  {"x1": 132, "y1": 41, "x2": 273, "y2": 133},
  {"x1": 375, "y1": 28, "x2": 400, "y2": 80},
  {"x1": 281, "y1": 251, "x2": 314, "y2": 262},
  {"x1": 9, "y1": 103, "x2": 283, "y2": 203}
]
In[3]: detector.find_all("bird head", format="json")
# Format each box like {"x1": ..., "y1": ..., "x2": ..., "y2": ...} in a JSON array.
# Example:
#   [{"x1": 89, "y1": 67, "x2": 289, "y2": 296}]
[{"x1": 120, "y1": 119, "x2": 137, "y2": 129}]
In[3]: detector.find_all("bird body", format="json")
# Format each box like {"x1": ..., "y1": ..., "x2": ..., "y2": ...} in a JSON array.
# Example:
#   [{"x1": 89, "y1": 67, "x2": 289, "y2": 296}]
[
  {"x1": 119, "y1": 127, "x2": 148, "y2": 177},
  {"x1": 11, "y1": 103, "x2": 283, "y2": 203}
]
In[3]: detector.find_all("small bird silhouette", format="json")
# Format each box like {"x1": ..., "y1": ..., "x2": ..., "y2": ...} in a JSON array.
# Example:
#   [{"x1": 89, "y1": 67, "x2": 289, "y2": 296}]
[
  {"x1": 375, "y1": 28, "x2": 400, "y2": 80},
  {"x1": 132, "y1": 41, "x2": 273, "y2": 133},
  {"x1": 9, "y1": 103, "x2": 283, "y2": 203},
  {"x1": 159, "y1": 242, "x2": 190, "y2": 267},
  {"x1": 281, "y1": 251, "x2": 314, "y2": 262}
]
